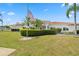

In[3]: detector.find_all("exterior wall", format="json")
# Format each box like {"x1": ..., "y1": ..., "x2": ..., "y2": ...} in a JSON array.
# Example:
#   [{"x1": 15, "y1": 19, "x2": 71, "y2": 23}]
[
  {"x1": 49, "y1": 24, "x2": 69, "y2": 32},
  {"x1": 45, "y1": 24, "x2": 49, "y2": 30},
  {"x1": 77, "y1": 26, "x2": 79, "y2": 30},
  {"x1": 68, "y1": 26, "x2": 75, "y2": 32},
  {"x1": 47, "y1": 24, "x2": 79, "y2": 32},
  {"x1": 68, "y1": 26, "x2": 79, "y2": 32},
  {"x1": 0, "y1": 26, "x2": 7, "y2": 30}
]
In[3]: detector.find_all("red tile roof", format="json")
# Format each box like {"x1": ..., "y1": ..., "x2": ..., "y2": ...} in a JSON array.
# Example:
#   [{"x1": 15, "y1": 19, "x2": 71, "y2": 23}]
[
  {"x1": 48, "y1": 22, "x2": 67, "y2": 24},
  {"x1": 48, "y1": 22, "x2": 79, "y2": 26}
]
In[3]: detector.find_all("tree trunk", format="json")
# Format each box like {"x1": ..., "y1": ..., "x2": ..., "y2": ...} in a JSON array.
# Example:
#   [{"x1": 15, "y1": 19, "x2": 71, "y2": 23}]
[
  {"x1": 74, "y1": 3, "x2": 77, "y2": 35},
  {"x1": 1, "y1": 21, "x2": 3, "y2": 31}
]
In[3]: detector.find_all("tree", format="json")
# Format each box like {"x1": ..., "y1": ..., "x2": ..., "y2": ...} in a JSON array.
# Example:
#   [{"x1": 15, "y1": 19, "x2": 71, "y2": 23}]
[
  {"x1": 24, "y1": 17, "x2": 30, "y2": 37},
  {"x1": 26, "y1": 17, "x2": 30, "y2": 26},
  {"x1": 35, "y1": 19, "x2": 43, "y2": 29},
  {"x1": 0, "y1": 13, "x2": 3, "y2": 31},
  {"x1": 65, "y1": 3, "x2": 79, "y2": 35}
]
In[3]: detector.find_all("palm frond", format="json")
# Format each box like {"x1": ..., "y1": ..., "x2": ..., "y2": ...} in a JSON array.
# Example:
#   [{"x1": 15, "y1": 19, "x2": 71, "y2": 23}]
[
  {"x1": 66, "y1": 6, "x2": 74, "y2": 18},
  {"x1": 65, "y1": 3, "x2": 69, "y2": 6},
  {"x1": 66, "y1": 5, "x2": 79, "y2": 18},
  {"x1": 76, "y1": 6, "x2": 79, "y2": 11}
]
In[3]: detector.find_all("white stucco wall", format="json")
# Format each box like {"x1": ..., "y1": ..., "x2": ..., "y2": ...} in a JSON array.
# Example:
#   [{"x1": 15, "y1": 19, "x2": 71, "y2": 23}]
[
  {"x1": 68, "y1": 26, "x2": 75, "y2": 32},
  {"x1": 48, "y1": 24, "x2": 79, "y2": 32},
  {"x1": 49, "y1": 24, "x2": 69, "y2": 31},
  {"x1": 68, "y1": 26, "x2": 79, "y2": 32}
]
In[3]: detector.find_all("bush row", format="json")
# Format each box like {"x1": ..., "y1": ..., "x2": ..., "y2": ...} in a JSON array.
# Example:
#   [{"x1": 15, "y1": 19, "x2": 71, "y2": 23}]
[
  {"x1": 63, "y1": 30, "x2": 79, "y2": 34},
  {"x1": 50, "y1": 28, "x2": 61, "y2": 33},
  {"x1": 20, "y1": 29, "x2": 57, "y2": 36}
]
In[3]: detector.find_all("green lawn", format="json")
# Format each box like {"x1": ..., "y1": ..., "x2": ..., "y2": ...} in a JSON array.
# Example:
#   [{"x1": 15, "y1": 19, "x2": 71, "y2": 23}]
[{"x1": 0, "y1": 31, "x2": 79, "y2": 56}]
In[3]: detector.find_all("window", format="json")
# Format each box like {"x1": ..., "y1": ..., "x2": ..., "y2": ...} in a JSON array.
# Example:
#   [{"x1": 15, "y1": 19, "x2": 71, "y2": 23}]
[{"x1": 63, "y1": 27, "x2": 69, "y2": 31}]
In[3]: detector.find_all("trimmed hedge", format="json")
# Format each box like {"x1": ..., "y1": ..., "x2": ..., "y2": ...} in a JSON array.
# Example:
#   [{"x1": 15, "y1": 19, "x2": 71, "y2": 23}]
[
  {"x1": 63, "y1": 32, "x2": 74, "y2": 35},
  {"x1": 55, "y1": 28, "x2": 61, "y2": 33},
  {"x1": 20, "y1": 29, "x2": 57, "y2": 36},
  {"x1": 51, "y1": 28, "x2": 61, "y2": 33}
]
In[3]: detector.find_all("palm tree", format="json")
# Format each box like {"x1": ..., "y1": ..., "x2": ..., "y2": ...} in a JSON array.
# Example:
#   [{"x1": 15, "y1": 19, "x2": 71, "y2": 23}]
[{"x1": 65, "y1": 3, "x2": 79, "y2": 35}]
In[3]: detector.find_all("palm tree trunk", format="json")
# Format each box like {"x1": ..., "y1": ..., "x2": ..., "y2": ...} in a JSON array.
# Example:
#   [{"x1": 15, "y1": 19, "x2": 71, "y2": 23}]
[{"x1": 74, "y1": 3, "x2": 77, "y2": 35}]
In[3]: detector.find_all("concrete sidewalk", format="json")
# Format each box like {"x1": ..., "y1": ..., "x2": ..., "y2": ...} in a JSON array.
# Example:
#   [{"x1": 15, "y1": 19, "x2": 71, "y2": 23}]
[{"x1": 0, "y1": 47, "x2": 16, "y2": 56}]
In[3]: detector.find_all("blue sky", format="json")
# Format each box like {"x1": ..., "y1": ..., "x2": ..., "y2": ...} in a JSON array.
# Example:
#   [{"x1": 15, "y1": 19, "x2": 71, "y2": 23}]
[{"x1": 0, "y1": 3, "x2": 79, "y2": 25}]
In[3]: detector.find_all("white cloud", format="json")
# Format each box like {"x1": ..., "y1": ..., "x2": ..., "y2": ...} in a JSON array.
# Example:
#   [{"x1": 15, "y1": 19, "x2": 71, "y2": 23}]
[
  {"x1": 44, "y1": 9, "x2": 48, "y2": 11},
  {"x1": 7, "y1": 11, "x2": 15, "y2": 16}
]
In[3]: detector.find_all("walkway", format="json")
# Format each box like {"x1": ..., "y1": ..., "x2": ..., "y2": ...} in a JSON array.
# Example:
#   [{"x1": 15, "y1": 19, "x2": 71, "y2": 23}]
[{"x1": 0, "y1": 47, "x2": 16, "y2": 56}]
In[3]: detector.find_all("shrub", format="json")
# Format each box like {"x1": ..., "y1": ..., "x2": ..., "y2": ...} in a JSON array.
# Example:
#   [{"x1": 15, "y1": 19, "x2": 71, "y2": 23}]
[
  {"x1": 56, "y1": 28, "x2": 61, "y2": 33},
  {"x1": 20, "y1": 29, "x2": 57, "y2": 36},
  {"x1": 63, "y1": 30, "x2": 79, "y2": 34},
  {"x1": 77, "y1": 30, "x2": 79, "y2": 34},
  {"x1": 11, "y1": 29, "x2": 19, "y2": 32},
  {"x1": 63, "y1": 32, "x2": 74, "y2": 35},
  {"x1": 50, "y1": 28, "x2": 61, "y2": 33}
]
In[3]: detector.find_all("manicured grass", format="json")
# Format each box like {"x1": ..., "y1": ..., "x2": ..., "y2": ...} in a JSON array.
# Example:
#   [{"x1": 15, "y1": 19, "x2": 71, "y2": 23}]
[{"x1": 0, "y1": 31, "x2": 79, "y2": 56}]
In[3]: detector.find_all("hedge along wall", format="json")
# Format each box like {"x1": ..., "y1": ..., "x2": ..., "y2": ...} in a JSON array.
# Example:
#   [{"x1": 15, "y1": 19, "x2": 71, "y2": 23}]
[{"x1": 20, "y1": 29, "x2": 57, "y2": 36}]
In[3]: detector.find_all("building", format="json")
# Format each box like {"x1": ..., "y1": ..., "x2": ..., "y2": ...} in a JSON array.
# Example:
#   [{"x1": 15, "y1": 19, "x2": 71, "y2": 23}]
[
  {"x1": 44, "y1": 22, "x2": 79, "y2": 32},
  {"x1": 0, "y1": 26, "x2": 10, "y2": 31}
]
